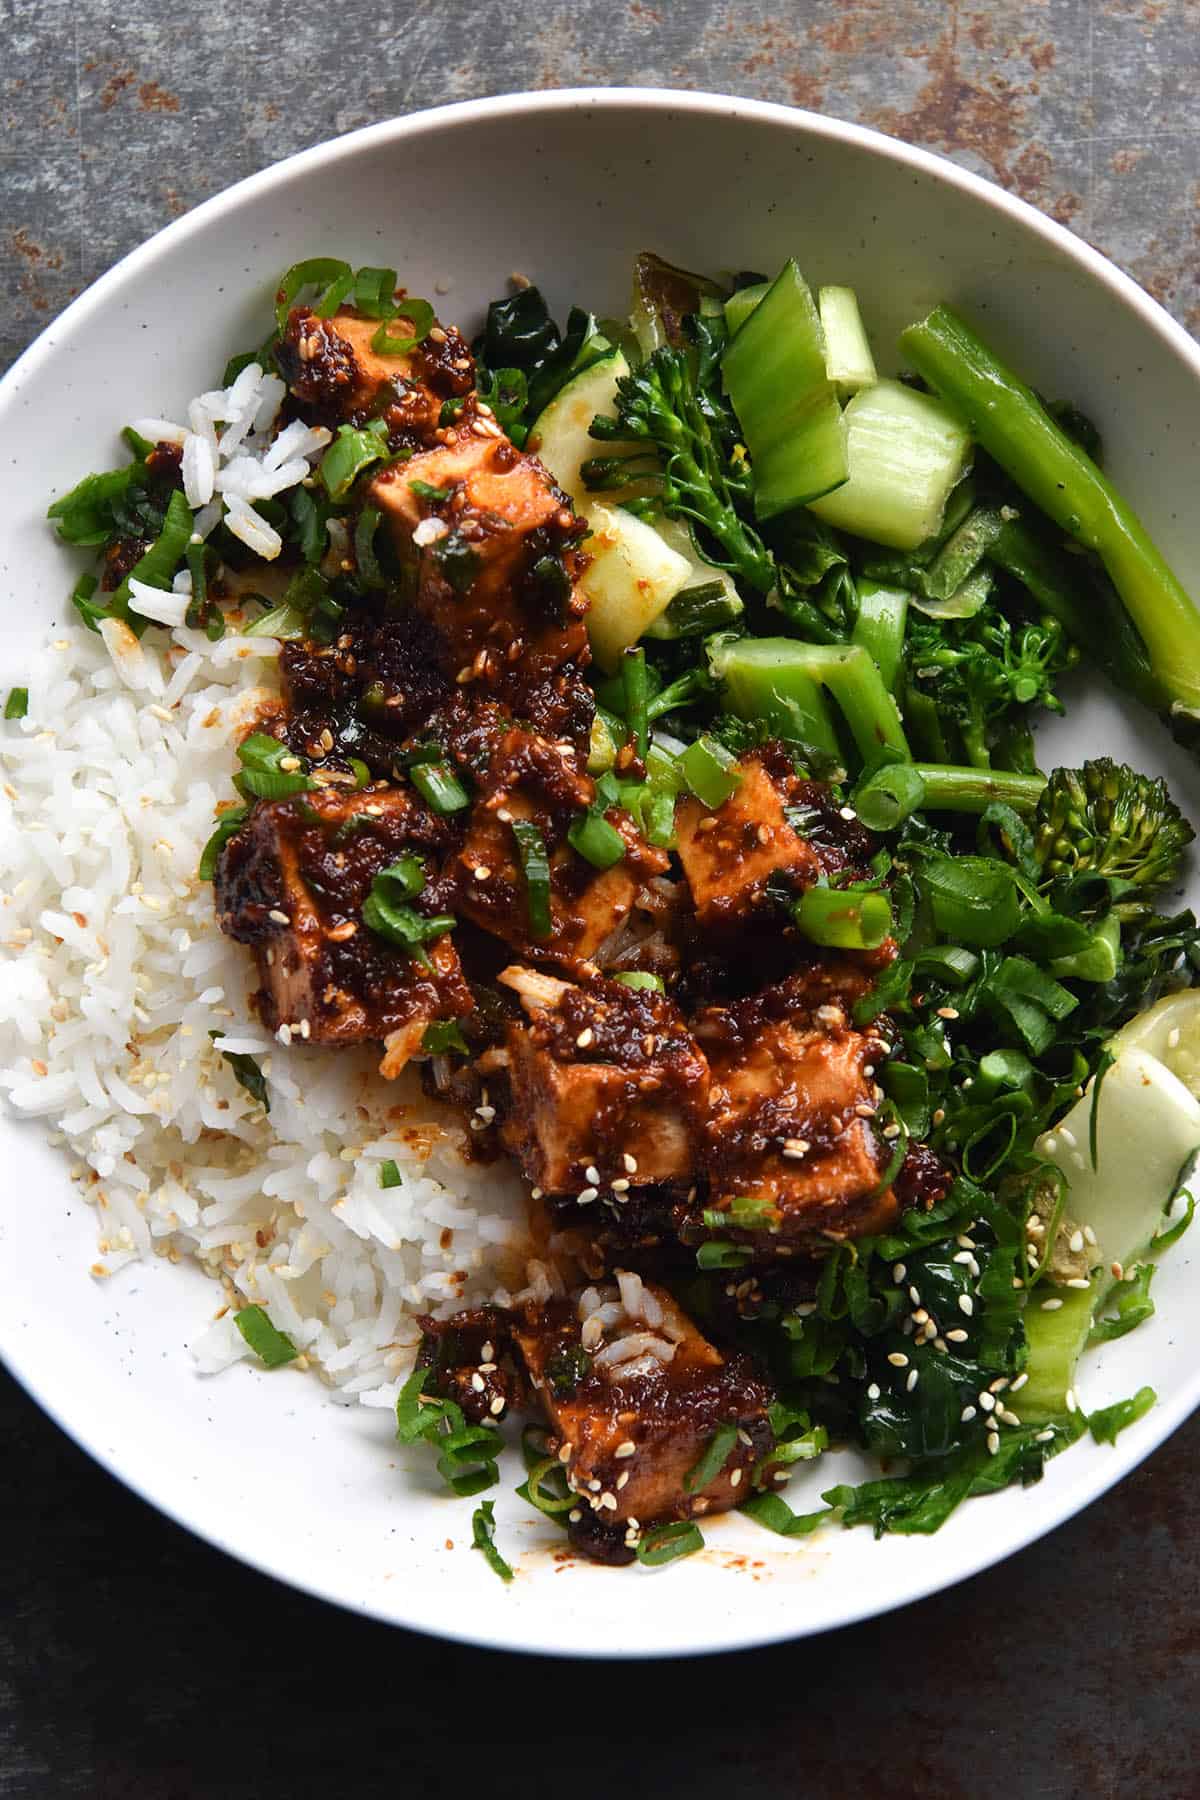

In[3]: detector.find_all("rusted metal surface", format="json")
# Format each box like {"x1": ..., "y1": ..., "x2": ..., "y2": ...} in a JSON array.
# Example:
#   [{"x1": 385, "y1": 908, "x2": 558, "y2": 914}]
[{"x1": 2, "y1": 1, "x2": 1199, "y2": 1792}]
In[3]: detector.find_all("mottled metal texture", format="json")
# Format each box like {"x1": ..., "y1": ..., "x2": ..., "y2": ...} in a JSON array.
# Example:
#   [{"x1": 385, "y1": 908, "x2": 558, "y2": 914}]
[{"x1": 2, "y1": 2, "x2": 1200, "y2": 1793}]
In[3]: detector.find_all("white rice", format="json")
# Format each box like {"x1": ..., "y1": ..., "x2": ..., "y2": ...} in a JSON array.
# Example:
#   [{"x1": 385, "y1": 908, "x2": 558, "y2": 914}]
[{"x1": 0, "y1": 366, "x2": 568, "y2": 1414}]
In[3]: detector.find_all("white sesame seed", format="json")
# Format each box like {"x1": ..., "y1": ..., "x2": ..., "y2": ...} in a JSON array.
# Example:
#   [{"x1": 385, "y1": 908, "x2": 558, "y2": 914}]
[
  {"x1": 576, "y1": 1028, "x2": 595, "y2": 1049},
  {"x1": 1065, "y1": 1389, "x2": 1077, "y2": 1413},
  {"x1": 906, "y1": 1369, "x2": 919, "y2": 1393},
  {"x1": 1065, "y1": 1277, "x2": 1091, "y2": 1290},
  {"x1": 1168, "y1": 1026, "x2": 1182, "y2": 1049},
  {"x1": 569, "y1": 1509, "x2": 582, "y2": 1523},
  {"x1": 584, "y1": 1165, "x2": 600, "y2": 1185},
  {"x1": 1040, "y1": 1297, "x2": 1064, "y2": 1311},
  {"x1": 623, "y1": 1154, "x2": 638, "y2": 1173},
  {"x1": 577, "y1": 1186, "x2": 598, "y2": 1203},
  {"x1": 473, "y1": 864, "x2": 491, "y2": 882},
  {"x1": 882, "y1": 1122, "x2": 901, "y2": 1139},
  {"x1": 470, "y1": 1372, "x2": 485, "y2": 1393},
  {"x1": 946, "y1": 1328, "x2": 969, "y2": 1343},
  {"x1": 952, "y1": 1250, "x2": 973, "y2": 1266},
  {"x1": 600, "y1": 1492, "x2": 618, "y2": 1511},
  {"x1": 730, "y1": 1467, "x2": 743, "y2": 1487},
  {"x1": 893, "y1": 1263, "x2": 907, "y2": 1283},
  {"x1": 268, "y1": 909, "x2": 291, "y2": 925},
  {"x1": 956, "y1": 1234, "x2": 976, "y2": 1250},
  {"x1": 530, "y1": 1186, "x2": 543, "y2": 1200},
  {"x1": 987, "y1": 1432, "x2": 1000, "y2": 1456},
  {"x1": 979, "y1": 1391, "x2": 996, "y2": 1413},
  {"x1": 839, "y1": 805, "x2": 857, "y2": 821},
  {"x1": 887, "y1": 1352, "x2": 909, "y2": 1368},
  {"x1": 1069, "y1": 1229, "x2": 1085, "y2": 1254},
  {"x1": 1010, "y1": 1373, "x2": 1028, "y2": 1392},
  {"x1": 588, "y1": 1479, "x2": 602, "y2": 1493},
  {"x1": 615, "y1": 1440, "x2": 636, "y2": 1458},
  {"x1": 1083, "y1": 1225, "x2": 1098, "y2": 1246},
  {"x1": 961, "y1": 1405, "x2": 977, "y2": 1423},
  {"x1": 616, "y1": 1471, "x2": 630, "y2": 1490},
  {"x1": 958, "y1": 1295, "x2": 974, "y2": 1316},
  {"x1": 997, "y1": 1408, "x2": 1021, "y2": 1427},
  {"x1": 1035, "y1": 1429, "x2": 1055, "y2": 1443},
  {"x1": 909, "y1": 1285, "x2": 922, "y2": 1305},
  {"x1": 867, "y1": 1383, "x2": 881, "y2": 1400}
]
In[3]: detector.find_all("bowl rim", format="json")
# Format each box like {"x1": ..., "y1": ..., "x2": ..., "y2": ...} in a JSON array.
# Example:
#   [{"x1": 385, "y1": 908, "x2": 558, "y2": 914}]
[{"x1": 3, "y1": 84, "x2": 1200, "y2": 1659}]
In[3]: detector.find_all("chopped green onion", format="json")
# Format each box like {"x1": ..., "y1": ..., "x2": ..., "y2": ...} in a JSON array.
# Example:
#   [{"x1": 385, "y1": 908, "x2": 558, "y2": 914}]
[
  {"x1": 612, "y1": 971, "x2": 665, "y2": 994},
  {"x1": 739, "y1": 1493, "x2": 829, "y2": 1538},
  {"x1": 409, "y1": 760, "x2": 470, "y2": 814},
  {"x1": 349, "y1": 758, "x2": 371, "y2": 789},
  {"x1": 4, "y1": 688, "x2": 28, "y2": 721},
  {"x1": 234, "y1": 733, "x2": 312, "y2": 801},
  {"x1": 919, "y1": 854, "x2": 1020, "y2": 948},
  {"x1": 422, "y1": 1019, "x2": 470, "y2": 1056},
  {"x1": 794, "y1": 884, "x2": 893, "y2": 951},
  {"x1": 208, "y1": 1030, "x2": 270, "y2": 1111},
  {"x1": 852, "y1": 762, "x2": 926, "y2": 832},
  {"x1": 519, "y1": 1455, "x2": 576, "y2": 1518},
  {"x1": 274, "y1": 256, "x2": 353, "y2": 329},
  {"x1": 432, "y1": 530, "x2": 480, "y2": 594},
  {"x1": 701, "y1": 1196, "x2": 776, "y2": 1230},
  {"x1": 378, "y1": 1160, "x2": 402, "y2": 1189},
  {"x1": 680, "y1": 734, "x2": 742, "y2": 809},
  {"x1": 471, "y1": 1500, "x2": 514, "y2": 1582},
  {"x1": 1088, "y1": 1385, "x2": 1156, "y2": 1446},
  {"x1": 1089, "y1": 1264, "x2": 1155, "y2": 1345},
  {"x1": 621, "y1": 647, "x2": 650, "y2": 761},
  {"x1": 371, "y1": 299, "x2": 435, "y2": 356},
  {"x1": 511, "y1": 820, "x2": 552, "y2": 941},
  {"x1": 70, "y1": 572, "x2": 105, "y2": 632},
  {"x1": 111, "y1": 489, "x2": 194, "y2": 630},
  {"x1": 234, "y1": 1304, "x2": 298, "y2": 1368},
  {"x1": 567, "y1": 808, "x2": 626, "y2": 870},
  {"x1": 352, "y1": 264, "x2": 399, "y2": 318},
  {"x1": 320, "y1": 422, "x2": 389, "y2": 500},
  {"x1": 635, "y1": 1520, "x2": 705, "y2": 1567},
  {"x1": 683, "y1": 1421, "x2": 739, "y2": 1494},
  {"x1": 354, "y1": 506, "x2": 385, "y2": 589},
  {"x1": 395, "y1": 1367, "x2": 502, "y2": 1496},
  {"x1": 696, "y1": 1240, "x2": 753, "y2": 1271},
  {"x1": 198, "y1": 804, "x2": 251, "y2": 881},
  {"x1": 1155, "y1": 1186, "x2": 1196, "y2": 1251},
  {"x1": 409, "y1": 479, "x2": 454, "y2": 502},
  {"x1": 362, "y1": 857, "x2": 454, "y2": 965},
  {"x1": 242, "y1": 601, "x2": 308, "y2": 640}
]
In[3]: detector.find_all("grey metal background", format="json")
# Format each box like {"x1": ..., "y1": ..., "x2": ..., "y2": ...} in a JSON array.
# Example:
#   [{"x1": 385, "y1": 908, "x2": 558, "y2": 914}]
[{"x1": 2, "y1": 3, "x2": 1198, "y2": 1794}]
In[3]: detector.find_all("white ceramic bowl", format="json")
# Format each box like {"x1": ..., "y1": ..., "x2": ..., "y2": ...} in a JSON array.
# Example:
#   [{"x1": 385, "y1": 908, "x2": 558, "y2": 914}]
[{"x1": 3, "y1": 88, "x2": 1199, "y2": 1659}]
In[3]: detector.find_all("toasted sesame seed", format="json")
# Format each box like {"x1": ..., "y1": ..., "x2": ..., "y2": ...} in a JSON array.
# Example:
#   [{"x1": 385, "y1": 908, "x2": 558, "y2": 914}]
[
  {"x1": 1110, "y1": 1261, "x2": 1124, "y2": 1280},
  {"x1": 979, "y1": 1391, "x2": 996, "y2": 1413},
  {"x1": 1069, "y1": 1229, "x2": 1085, "y2": 1254},
  {"x1": 956, "y1": 1234, "x2": 976, "y2": 1250},
  {"x1": 946, "y1": 1328, "x2": 969, "y2": 1343},
  {"x1": 961, "y1": 1405, "x2": 977, "y2": 1423},
  {"x1": 952, "y1": 1250, "x2": 973, "y2": 1266},
  {"x1": 472, "y1": 864, "x2": 491, "y2": 882},
  {"x1": 987, "y1": 1431, "x2": 1000, "y2": 1456},
  {"x1": 912, "y1": 1308, "x2": 929, "y2": 1325},
  {"x1": 1040, "y1": 1297, "x2": 1064, "y2": 1311},
  {"x1": 936, "y1": 1006, "x2": 959, "y2": 1020},
  {"x1": 577, "y1": 1186, "x2": 598, "y2": 1203},
  {"x1": 611, "y1": 1177, "x2": 630, "y2": 1193},
  {"x1": 909, "y1": 1285, "x2": 922, "y2": 1305},
  {"x1": 1035, "y1": 1428, "x2": 1055, "y2": 1443},
  {"x1": 730, "y1": 1467, "x2": 744, "y2": 1487},
  {"x1": 1083, "y1": 1225, "x2": 1098, "y2": 1246},
  {"x1": 576, "y1": 1028, "x2": 595, "y2": 1049},
  {"x1": 615, "y1": 1439, "x2": 636, "y2": 1458},
  {"x1": 623, "y1": 1154, "x2": 638, "y2": 1173},
  {"x1": 906, "y1": 1369, "x2": 919, "y2": 1393},
  {"x1": 616, "y1": 1471, "x2": 630, "y2": 1490},
  {"x1": 278, "y1": 754, "x2": 302, "y2": 773},
  {"x1": 932, "y1": 1108, "x2": 946, "y2": 1127},
  {"x1": 584, "y1": 1164, "x2": 600, "y2": 1184},
  {"x1": 1066, "y1": 1388, "x2": 1077, "y2": 1413},
  {"x1": 569, "y1": 1509, "x2": 582, "y2": 1523},
  {"x1": 470, "y1": 1372, "x2": 485, "y2": 1393},
  {"x1": 489, "y1": 1395, "x2": 505, "y2": 1416},
  {"x1": 887, "y1": 1352, "x2": 909, "y2": 1368},
  {"x1": 268, "y1": 909, "x2": 291, "y2": 925},
  {"x1": 958, "y1": 1295, "x2": 974, "y2": 1316},
  {"x1": 867, "y1": 1382, "x2": 881, "y2": 1400},
  {"x1": 997, "y1": 1408, "x2": 1021, "y2": 1427},
  {"x1": 1065, "y1": 1276, "x2": 1091, "y2": 1290},
  {"x1": 558, "y1": 1443, "x2": 572, "y2": 1464},
  {"x1": 893, "y1": 1263, "x2": 907, "y2": 1283}
]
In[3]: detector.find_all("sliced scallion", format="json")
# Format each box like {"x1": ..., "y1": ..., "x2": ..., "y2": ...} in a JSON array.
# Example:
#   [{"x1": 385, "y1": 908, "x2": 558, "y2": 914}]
[
  {"x1": 372, "y1": 299, "x2": 435, "y2": 356},
  {"x1": 234, "y1": 1303, "x2": 298, "y2": 1368},
  {"x1": 410, "y1": 760, "x2": 470, "y2": 814},
  {"x1": 612, "y1": 971, "x2": 665, "y2": 994},
  {"x1": 4, "y1": 688, "x2": 28, "y2": 721},
  {"x1": 680, "y1": 735, "x2": 742, "y2": 810},
  {"x1": 567, "y1": 808, "x2": 626, "y2": 870},
  {"x1": 198, "y1": 803, "x2": 251, "y2": 881},
  {"x1": 634, "y1": 1520, "x2": 705, "y2": 1567},
  {"x1": 471, "y1": 1499, "x2": 515, "y2": 1582},
  {"x1": 511, "y1": 820, "x2": 553, "y2": 941},
  {"x1": 683, "y1": 1421, "x2": 739, "y2": 1494},
  {"x1": 274, "y1": 256, "x2": 354, "y2": 329},
  {"x1": 378, "y1": 1160, "x2": 402, "y2": 1189}
]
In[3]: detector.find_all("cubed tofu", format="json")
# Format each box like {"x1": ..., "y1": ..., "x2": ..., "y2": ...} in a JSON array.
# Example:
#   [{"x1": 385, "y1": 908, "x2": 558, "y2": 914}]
[
  {"x1": 454, "y1": 726, "x2": 667, "y2": 964},
  {"x1": 275, "y1": 305, "x2": 473, "y2": 437},
  {"x1": 675, "y1": 749, "x2": 822, "y2": 929},
  {"x1": 513, "y1": 1281, "x2": 775, "y2": 1557},
  {"x1": 499, "y1": 965, "x2": 709, "y2": 1194},
  {"x1": 369, "y1": 417, "x2": 592, "y2": 692},
  {"x1": 214, "y1": 782, "x2": 472, "y2": 1070},
  {"x1": 693, "y1": 973, "x2": 898, "y2": 1246}
]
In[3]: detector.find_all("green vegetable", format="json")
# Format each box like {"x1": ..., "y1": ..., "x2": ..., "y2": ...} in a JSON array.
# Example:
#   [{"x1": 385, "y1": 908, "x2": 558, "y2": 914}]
[
  {"x1": 918, "y1": 854, "x2": 1021, "y2": 947},
  {"x1": 808, "y1": 379, "x2": 971, "y2": 551},
  {"x1": 422, "y1": 1020, "x2": 470, "y2": 1056},
  {"x1": 234, "y1": 1304, "x2": 298, "y2": 1368},
  {"x1": 795, "y1": 883, "x2": 893, "y2": 951},
  {"x1": 679, "y1": 734, "x2": 742, "y2": 809},
  {"x1": 622, "y1": 646, "x2": 650, "y2": 761},
  {"x1": 851, "y1": 762, "x2": 926, "y2": 832},
  {"x1": 471, "y1": 1499, "x2": 515, "y2": 1582},
  {"x1": 1089, "y1": 1263, "x2": 1156, "y2": 1345},
  {"x1": 901, "y1": 304, "x2": 1200, "y2": 734},
  {"x1": 320, "y1": 421, "x2": 389, "y2": 500},
  {"x1": 378, "y1": 1160, "x2": 402, "y2": 1189},
  {"x1": 590, "y1": 335, "x2": 777, "y2": 594},
  {"x1": 683, "y1": 1421, "x2": 739, "y2": 1494},
  {"x1": 371, "y1": 299, "x2": 434, "y2": 357},
  {"x1": 1033, "y1": 759, "x2": 1193, "y2": 918},
  {"x1": 567, "y1": 808, "x2": 626, "y2": 870},
  {"x1": 852, "y1": 580, "x2": 909, "y2": 694},
  {"x1": 739, "y1": 1493, "x2": 829, "y2": 1538},
  {"x1": 723, "y1": 281, "x2": 769, "y2": 338},
  {"x1": 362, "y1": 857, "x2": 454, "y2": 966},
  {"x1": 233, "y1": 734, "x2": 312, "y2": 802},
  {"x1": 409, "y1": 760, "x2": 470, "y2": 815},
  {"x1": 904, "y1": 607, "x2": 1074, "y2": 770},
  {"x1": 900, "y1": 763, "x2": 1047, "y2": 818},
  {"x1": 274, "y1": 256, "x2": 353, "y2": 328},
  {"x1": 709, "y1": 636, "x2": 907, "y2": 769},
  {"x1": 395, "y1": 1367, "x2": 503, "y2": 1497},
  {"x1": 612, "y1": 970, "x2": 665, "y2": 993},
  {"x1": 1088, "y1": 1386, "x2": 1156, "y2": 1445},
  {"x1": 634, "y1": 1520, "x2": 705, "y2": 1567},
  {"x1": 518, "y1": 1454, "x2": 576, "y2": 1517},
  {"x1": 198, "y1": 804, "x2": 251, "y2": 881},
  {"x1": 5, "y1": 688, "x2": 28, "y2": 720},
  {"x1": 511, "y1": 820, "x2": 552, "y2": 940},
  {"x1": 722, "y1": 259, "x2": 848, "y2": 515},
  {"x1": 208, "y1": 1030, "x2": 270, "y2": 1111},
  {"x1": 818, "y1": 285, "x2": 877, "y2": 396}
]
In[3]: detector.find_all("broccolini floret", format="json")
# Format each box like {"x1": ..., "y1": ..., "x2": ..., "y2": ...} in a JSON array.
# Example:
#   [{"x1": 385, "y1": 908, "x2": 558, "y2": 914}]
[{"x1": 1034, "y1": 758, "x2": 1194, "y2": 912}]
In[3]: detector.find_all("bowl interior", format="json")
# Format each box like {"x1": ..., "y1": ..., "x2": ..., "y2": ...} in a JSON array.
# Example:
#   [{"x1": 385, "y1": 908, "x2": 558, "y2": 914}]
[{"x1": 2, "y1": 91, "x2": 1199, "y2": 1657}]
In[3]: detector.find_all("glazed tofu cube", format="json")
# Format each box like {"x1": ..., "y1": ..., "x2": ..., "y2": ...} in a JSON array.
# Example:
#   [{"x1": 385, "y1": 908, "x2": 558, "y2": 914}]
[
  {"x1": 513, "y1": 1279, "x2": 775, "y2": 1556},
  {"x1": 369, "y1": 418, "x2": 591, "y2": 690},
  {"x1": 454, "y1": 727, "x2": 666, "y2": 964},
  {"x1": 694, "y1": 974, "x2": 898, "y2": 1246},
  {"x1": 275, "y1": 305, "x2": 473, "y2": 437},
  {"x1": 675, "y1": 750, "x2": 822, "y2": 929},
  {"x1": 499, "y1": 966, "x2": 709, "y2": 1194},
  {"x1": 214, "y1": 782, "x2": 471, "y2": 1071}
]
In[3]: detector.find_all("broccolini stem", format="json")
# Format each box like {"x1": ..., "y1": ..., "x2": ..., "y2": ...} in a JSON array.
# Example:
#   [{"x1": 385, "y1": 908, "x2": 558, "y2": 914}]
[
  {"x1": 913, "y1": 762, "x2": 1047, "y2": 815},
  {"x1": 900, "y1": 306, "x2": 1200, "y2": 716}
]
